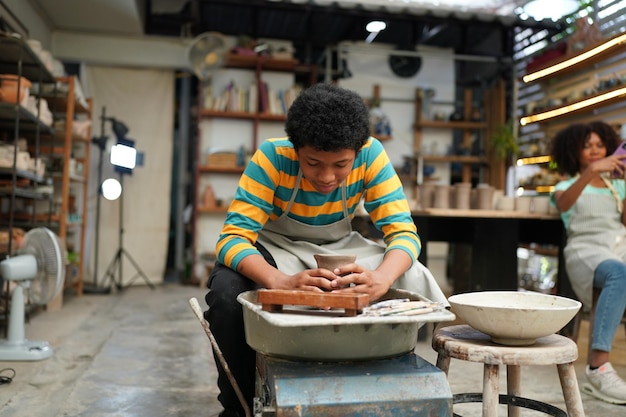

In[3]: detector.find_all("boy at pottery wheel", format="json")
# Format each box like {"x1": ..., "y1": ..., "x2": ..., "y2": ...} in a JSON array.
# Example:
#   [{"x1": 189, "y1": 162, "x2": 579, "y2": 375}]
[{"x1": 204, "y1": 83, "x2": 447, "y2": 417}]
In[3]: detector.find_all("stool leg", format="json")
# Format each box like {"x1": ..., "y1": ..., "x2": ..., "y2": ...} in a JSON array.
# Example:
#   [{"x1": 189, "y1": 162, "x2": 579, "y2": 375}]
[
  {"x1": 436, "y1": 352, "x2": 451, "y2": 375},
  {"x1": 506, "y1": 365, "x2": 521, "y2": 417},
  {"x1": 483, "y1": 364, "x2": 499, "y2": 417},
  {"x1": 557, "y1": 363, "x2": 585, "y2": 417}
]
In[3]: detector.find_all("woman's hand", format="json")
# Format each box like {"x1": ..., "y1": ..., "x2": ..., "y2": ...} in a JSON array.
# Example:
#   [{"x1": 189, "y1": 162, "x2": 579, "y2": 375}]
[{"x1": 589, "y1": 154, "x2": 626, "y2": 178}]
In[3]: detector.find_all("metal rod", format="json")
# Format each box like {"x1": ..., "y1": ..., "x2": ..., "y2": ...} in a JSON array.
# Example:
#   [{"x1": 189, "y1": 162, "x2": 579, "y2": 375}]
[
  {"x1": 337, "y1": 42, "x2": 510, "y2": 63},
  {"x1": 93, "y1": 107, "x2": 106, "y2": 286},
  {"x1": 175, "y1": 74, "x2": 191, "y2": 279},
  {"x1": 118, "y1": 173, "x2": 124, "y2": 287}
]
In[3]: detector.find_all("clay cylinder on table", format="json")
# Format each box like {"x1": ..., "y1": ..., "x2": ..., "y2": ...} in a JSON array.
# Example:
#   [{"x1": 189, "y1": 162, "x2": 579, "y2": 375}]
[
  {"x1": 515, "y1": 197, "x2": 532, "y2": 212},
  {"x1": 476, "y1": 184, "x2": 495, "y2": 210},
  {"x1": 532, "y1": 196, "x2": 550, "y2": 214},
  {"x1": 454, "y1": 182, "x2": 471, "y2": 209},
  {"x1": 434, "y1": 185, "x2": 451, "y2": 209},
  {"x1": 419, "y1": 183, "x2": 435, "y2": 209}
]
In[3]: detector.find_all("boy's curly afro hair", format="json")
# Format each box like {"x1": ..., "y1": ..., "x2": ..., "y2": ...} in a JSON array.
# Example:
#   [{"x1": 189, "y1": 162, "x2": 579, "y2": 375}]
[
  {"x1": 285, "y1": 83, "x2": 370, "y2": 153},
  {"x1": 550, "y1": 121, "x2": 620, "y2": 176}
]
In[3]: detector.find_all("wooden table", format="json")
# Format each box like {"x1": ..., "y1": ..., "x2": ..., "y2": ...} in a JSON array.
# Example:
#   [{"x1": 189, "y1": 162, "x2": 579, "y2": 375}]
[{"x1": 410, "y1": 208, "x2": 566, "y2": 293}]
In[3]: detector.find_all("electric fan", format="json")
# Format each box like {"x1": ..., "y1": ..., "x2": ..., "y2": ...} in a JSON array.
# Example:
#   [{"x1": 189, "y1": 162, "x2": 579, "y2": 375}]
[
  {"x1": 188, "y1": 32, "x2": 227, "y2": 81},
  {"x1": 0, "y1": 227, "x2": 65, "y2": 361}
]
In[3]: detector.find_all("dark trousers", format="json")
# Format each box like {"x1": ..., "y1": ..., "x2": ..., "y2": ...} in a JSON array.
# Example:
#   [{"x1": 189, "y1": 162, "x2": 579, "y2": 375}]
[{"x1": 204, "y1": 244, "x2": 274, "y2": 414}]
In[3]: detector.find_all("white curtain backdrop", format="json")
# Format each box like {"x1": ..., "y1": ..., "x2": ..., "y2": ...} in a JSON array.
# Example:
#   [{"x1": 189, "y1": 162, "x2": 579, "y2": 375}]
[{"x1": 83, "y1": 66, "x2": 174, "y2": 287}]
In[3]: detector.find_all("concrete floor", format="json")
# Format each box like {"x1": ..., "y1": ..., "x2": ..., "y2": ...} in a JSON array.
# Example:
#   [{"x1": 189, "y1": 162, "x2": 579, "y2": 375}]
[{"x1": 1, "y1": 283, "x2": 625, "y2": 417}]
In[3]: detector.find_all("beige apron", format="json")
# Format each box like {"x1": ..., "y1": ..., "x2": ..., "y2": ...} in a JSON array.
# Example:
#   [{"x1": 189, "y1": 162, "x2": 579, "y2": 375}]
[
  {"x1": 564, "y1": 192, "x2": 626, "y2": 308},
  {"x1": 257, "y1": 170, "x2": 448, "y2": 305}
]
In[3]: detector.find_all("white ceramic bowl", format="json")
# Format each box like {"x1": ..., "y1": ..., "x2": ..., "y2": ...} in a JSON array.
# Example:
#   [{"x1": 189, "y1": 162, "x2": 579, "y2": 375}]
[{"x1": 447, "y1": 291, "x2": 581, "y2": 346}]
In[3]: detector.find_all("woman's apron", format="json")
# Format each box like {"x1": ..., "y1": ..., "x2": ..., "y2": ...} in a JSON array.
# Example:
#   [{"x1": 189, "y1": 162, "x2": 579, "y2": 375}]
[
  {"x1": 564, "y1": 192, "x2": 626, "y2": 308},
  {"x1": 257, "y1": 170, "x2": 448, "y2": 305}
]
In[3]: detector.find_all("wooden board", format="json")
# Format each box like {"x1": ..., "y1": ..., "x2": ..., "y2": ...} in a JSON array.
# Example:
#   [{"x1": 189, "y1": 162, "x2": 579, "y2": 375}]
[{"x1": 257, "y1": 289, "x2": 369, "y2": 317}]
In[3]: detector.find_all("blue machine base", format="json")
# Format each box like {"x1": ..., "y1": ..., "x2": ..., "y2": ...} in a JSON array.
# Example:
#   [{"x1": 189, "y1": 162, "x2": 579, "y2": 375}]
[{"x1": 256, "y1": 352, "x2": 452, "y2": 417}]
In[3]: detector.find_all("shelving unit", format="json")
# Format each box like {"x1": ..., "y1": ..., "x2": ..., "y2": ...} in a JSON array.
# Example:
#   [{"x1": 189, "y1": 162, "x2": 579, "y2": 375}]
[
  {"x1": 0, "y1": 35, "x2": 55, "y2": 240},
  {"x1": 0, "y1": 33, "x2": 56, "y2": 320},
  {"x1": 410, "y1": 82, "x2": 506, "y2": 199},
  {"x1": 192, "y1": 52, "x2": 311, "y2": 279},
  {"x1": 517, "y1": 32, "x2": 626, "y2": 187},
  {"x1": 369, "y1": 85, "x2": 392, "y2": 142},
  {"x1": 0, "y1": 33, "x2": 92, "y2": 306},
  {"x1": 39, "y1": 76, "x2": 92, "y2": 297}
]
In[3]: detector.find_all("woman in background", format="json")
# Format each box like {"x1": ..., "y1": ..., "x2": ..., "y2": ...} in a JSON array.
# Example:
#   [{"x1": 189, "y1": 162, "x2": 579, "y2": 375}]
[{"x1": 550, "y1": 121, "x2": 626, "y2": 404}]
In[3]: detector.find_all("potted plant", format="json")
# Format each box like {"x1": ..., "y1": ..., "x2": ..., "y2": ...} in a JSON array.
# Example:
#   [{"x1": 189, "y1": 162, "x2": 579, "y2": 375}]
[{"x1": 491, "y1": 120, "x2": 519, "y2": 161}]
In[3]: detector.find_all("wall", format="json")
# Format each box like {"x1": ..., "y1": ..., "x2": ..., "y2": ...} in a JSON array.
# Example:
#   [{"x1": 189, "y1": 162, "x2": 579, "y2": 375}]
[
  {"x1": 338, "y1": 42, "x2": 456, "y2": 194},
  {"x1": 85, "y1": 66, "x2": 174, "y2": 288},
  {"x1": 52, "y1": 31, "x2": 188, "y2": 69}
]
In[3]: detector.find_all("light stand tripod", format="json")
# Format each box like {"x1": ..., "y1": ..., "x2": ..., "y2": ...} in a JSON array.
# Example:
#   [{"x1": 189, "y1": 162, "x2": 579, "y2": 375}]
[{"x1": 100, "y1": 173, "x2": 155, "y2": 291}]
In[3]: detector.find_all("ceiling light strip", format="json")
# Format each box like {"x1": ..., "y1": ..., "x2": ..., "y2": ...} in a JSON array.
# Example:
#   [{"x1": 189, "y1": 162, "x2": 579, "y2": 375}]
[
  {"x1": 522, "y1": 33, "x2": 626, "y2": 83},
  {"x1": 520, "y1": 87, "x2": 626, "y2": 126}
]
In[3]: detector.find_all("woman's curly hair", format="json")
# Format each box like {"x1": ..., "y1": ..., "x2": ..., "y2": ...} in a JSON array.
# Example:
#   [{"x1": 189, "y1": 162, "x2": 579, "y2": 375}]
[
  {"x1": 285, "y1": 83, "x2": 370, "y2": 152},
  {"x1": 550, "y1": 121, "x2": 620, "y2": 176}
]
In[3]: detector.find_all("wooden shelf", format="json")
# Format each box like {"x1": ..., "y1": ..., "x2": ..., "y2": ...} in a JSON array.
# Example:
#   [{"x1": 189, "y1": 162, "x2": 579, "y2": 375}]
[
  {"x1": 200, "y1": 109, "x2": 256, "y2": 119},
  {"x1": 520, "y1": 85, "x2": 626, "y2": 126},
  {"x1": 412, "y1": 84, "x2": 505, "y2": 192},
  {"x1": 522, "y1": 32, "x2": 626, "y2": 84},
  {"x1": 225, "y1": 54, "x2": 299, "y2": 72},
  {"x1": 258, "y1": 113, "x2": 287, "y2": 121},
  {"x1": 198, "y1": 165, "x2": 244, "y2": 174}
]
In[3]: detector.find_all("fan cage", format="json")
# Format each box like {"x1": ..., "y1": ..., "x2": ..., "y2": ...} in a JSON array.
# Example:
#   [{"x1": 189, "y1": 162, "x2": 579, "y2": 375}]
[
  {"x1": 188, "y1": 32, "x2": 227, "y2": 81},
  {"x1": 19, "y1": 228, "x2": 66, "y2": 305}
]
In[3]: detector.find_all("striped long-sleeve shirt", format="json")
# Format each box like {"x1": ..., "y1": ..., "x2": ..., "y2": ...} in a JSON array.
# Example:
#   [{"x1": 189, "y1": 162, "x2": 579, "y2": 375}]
[{"x1": 216, "y1": 136, "x2": 421, "y2": 270}]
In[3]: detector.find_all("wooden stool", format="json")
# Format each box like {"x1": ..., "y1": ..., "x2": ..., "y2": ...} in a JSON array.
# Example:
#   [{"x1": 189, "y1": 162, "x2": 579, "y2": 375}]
[{"x1": 432, "y1": 325, "x2": 584, "y2": 417}]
